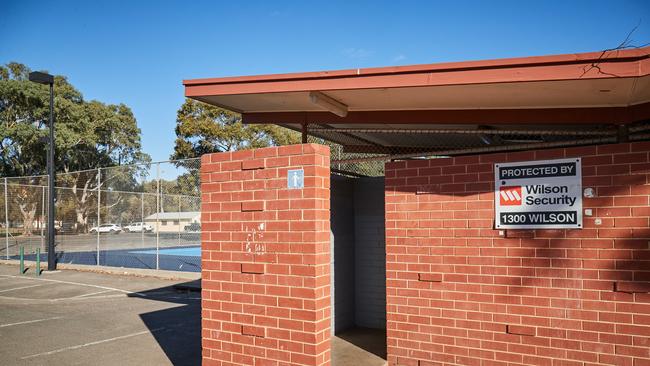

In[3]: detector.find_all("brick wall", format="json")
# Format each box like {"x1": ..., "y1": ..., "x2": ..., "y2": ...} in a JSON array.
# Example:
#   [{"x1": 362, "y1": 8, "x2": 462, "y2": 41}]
[
  {"x1": 385, "y1": 141, "x2": 650, "y2": 366},
  {"x1": 201, "y1": 144, "x2": 331, "y2": 366}
]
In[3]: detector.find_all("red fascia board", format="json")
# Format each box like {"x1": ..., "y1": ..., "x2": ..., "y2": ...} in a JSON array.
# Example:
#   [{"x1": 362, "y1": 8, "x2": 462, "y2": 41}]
[{"x1": 184, "y1": 47, "x2": 650, "y2": 97}]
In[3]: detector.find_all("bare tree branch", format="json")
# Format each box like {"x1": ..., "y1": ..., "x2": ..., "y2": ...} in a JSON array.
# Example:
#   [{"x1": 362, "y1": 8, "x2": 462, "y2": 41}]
[{"x1": 581, "y1": 20, "x2": 649, "y2": 77}]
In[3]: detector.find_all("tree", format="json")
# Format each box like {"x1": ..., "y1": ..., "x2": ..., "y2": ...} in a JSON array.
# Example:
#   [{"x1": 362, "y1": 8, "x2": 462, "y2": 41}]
[
  {"x1": 169, "y1": 99, "x2": 298, "y2": 219},
  {"x1": 140, "y1": 178, "x2": 201, "y2": 215},
  {"x1": 0, "y1": 62, "x2": 149, "y2": 234},
  {"x1": 171, "y1": 99, "x2": 300, "y2": 160}
]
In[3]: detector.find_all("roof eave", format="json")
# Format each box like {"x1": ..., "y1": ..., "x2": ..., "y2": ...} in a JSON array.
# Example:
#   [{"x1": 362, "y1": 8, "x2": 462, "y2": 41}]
[{"x1": 183, "y1": 46, "x2": 650, "y2": 92}]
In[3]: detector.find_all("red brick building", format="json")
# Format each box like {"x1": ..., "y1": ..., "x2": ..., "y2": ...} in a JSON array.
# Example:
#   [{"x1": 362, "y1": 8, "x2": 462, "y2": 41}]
[{"x1": 186, "y1": 47, "x2": 650, "y2": 366}]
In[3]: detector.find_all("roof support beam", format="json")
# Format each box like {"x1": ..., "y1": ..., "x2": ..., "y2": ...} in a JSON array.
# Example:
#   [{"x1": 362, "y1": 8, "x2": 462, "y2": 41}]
[
  {"x1": 307, "y1": 127, "x2": 616, "y2": 136},
  {"x1": 309, "y1": 91, "x2": 348, "y2": 117},
  {"x1": 342, "y1": 145, "x2": 438, "y2": 154},
  {"x1": 242, "y1": 103, "x2": 650, "y2": 125},
  {"x1": 301, "y1": 123, "x2": 308, "y2": 143}
]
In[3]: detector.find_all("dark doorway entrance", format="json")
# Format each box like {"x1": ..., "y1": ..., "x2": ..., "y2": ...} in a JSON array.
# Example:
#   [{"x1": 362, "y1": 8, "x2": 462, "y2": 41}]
[{"x1": 330, "y1": 175, "x2": 386, "y2": 365}]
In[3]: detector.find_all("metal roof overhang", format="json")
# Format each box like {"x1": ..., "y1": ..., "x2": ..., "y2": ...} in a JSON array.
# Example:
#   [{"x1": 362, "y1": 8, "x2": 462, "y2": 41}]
[{"x1": 183, "y1": 47, "x2": 650, "y2": 159}]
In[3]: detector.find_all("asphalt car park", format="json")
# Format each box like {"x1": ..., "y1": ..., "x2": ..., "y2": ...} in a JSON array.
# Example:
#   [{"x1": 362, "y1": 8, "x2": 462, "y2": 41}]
[{"x1": 0, "y1": 264, "x2": 200, "y2": 365}]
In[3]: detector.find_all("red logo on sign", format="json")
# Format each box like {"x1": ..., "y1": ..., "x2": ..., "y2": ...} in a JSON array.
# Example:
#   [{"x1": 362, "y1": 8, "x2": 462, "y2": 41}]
[{"x1": 500, "y1": 186, "x2": 522, "y2": 206}]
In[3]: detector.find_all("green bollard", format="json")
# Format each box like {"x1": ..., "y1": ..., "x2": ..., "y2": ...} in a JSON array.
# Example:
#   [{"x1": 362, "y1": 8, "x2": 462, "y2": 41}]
[
  {"x1": 35, "y1": 248, "x2": 40, "y2": 276},
  {"x1": 19, "y1": 246, "x2": 24, "y2": 275}
]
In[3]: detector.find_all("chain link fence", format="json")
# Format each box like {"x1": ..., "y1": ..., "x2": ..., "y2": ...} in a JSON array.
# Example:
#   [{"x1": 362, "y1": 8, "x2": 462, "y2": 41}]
[
  {"x1": 0, "y1": 158, "x2": 201, "y2": 272},
  {"x1": 0, "y1": 175, "x2": 49, "y2": 261}
]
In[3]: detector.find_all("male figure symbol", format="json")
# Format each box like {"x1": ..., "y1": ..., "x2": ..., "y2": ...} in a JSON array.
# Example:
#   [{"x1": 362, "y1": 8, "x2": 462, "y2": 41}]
[{"x1": 287, "y1": 169, "x2": 304, "y2": 189}]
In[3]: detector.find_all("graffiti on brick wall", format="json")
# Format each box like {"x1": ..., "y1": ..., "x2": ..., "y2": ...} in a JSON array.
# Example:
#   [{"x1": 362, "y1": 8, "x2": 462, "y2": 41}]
[{"x1": 244, "y1": 222, "x2": 266, "y2": 255}]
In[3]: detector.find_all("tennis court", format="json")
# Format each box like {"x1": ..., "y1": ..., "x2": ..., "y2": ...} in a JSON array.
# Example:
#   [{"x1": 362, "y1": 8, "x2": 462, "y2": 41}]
[
  {"x1": 0, "y1": 264, "x2": 200, "y2": 365},
  {"x1": 131, "y1": 246, "x2": 201, "y2": 256},
  {"x1": 9, "y1": 233, "x2": 201, "y2": 272}
]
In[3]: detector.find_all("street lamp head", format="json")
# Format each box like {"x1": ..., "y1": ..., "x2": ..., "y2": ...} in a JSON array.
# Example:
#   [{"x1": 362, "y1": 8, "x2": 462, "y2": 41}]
[{"x1": 28, "y1": 71, "x2": 54, "y2": 85}]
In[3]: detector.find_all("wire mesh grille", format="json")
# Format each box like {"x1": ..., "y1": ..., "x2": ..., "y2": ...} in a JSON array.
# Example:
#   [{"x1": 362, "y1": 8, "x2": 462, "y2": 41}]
[
  {"x1": 303, "y1": 121, "x2": 650, "y2": 175},
  {"x1": 307, "y1": 134, "x2": 385, "y2": 177}
]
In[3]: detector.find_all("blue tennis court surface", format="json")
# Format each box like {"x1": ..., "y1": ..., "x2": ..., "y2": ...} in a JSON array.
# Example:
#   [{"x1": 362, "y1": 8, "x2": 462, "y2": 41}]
[
  {"x1": 16, "y1": 245, "x2": 202, "y2": 272},
  {"x1": 130, "y1": 247, "x2": 201, "y2": 256}
]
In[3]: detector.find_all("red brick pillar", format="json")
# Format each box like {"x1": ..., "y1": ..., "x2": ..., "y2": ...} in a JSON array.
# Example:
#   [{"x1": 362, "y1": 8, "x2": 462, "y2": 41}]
[{"x1": 200, "y1": 144, "x2": 331, "y2": 366}]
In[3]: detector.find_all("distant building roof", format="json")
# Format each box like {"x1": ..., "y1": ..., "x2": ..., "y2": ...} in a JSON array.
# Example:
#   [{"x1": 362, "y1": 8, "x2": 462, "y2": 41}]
[{"x1": 144, "y1": 211, "x2": 200, "y2": 221}]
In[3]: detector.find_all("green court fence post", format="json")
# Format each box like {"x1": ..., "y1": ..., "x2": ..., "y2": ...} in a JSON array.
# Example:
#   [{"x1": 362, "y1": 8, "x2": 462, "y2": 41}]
[
  {"x1": 19, "y1": 246, "x2": 24, "y2": 274},
  {"x1": 35, "y1": 248, "x2": 40, "y2": 276}
]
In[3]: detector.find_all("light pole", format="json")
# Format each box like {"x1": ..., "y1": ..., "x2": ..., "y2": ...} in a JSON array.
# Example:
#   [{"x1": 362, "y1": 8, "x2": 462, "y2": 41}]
[{"x1": 28, "y1": 71, "x2": 56, "y2": 271}]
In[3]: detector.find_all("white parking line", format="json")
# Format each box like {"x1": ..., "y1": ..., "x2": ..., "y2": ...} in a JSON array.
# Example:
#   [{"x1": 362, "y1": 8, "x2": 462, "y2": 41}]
[
  {"x1": 0, "y1": 275, "x2": 145, "y2": 297},
  {"x1": 69, "y1": 289, "x2": 113, "y2": 298},
  {"x1": 0, "y1": 316, "x2": 63, "y2": 328},
  {"x1": 20, "y1": 327, "x2": 165, "y2": 359},
  {"x1": 0, "y1": 284, "x2": 44, "y2": 293}
]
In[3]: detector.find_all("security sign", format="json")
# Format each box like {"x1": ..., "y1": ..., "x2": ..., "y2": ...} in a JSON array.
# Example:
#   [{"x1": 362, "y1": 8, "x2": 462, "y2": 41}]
[{"x1": 495, "y1": 158, "x2": 582, "y2": 229}]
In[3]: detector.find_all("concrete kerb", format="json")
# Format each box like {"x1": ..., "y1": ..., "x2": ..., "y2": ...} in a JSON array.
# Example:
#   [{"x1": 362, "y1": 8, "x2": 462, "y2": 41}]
[{"x1": 0, "y1": 260, "x2": 201, "y2": 281}]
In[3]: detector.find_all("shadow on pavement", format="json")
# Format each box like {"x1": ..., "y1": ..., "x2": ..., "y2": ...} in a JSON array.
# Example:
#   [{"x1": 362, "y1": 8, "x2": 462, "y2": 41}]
[{"x1": 129, "y1": 280, "x2": 201, "y2": 366}]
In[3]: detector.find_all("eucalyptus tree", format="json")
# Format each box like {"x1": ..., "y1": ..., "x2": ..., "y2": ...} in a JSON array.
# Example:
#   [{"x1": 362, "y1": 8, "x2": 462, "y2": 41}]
[{"x1": 0, "y1": 62, "x2": 149, "y2": 234}]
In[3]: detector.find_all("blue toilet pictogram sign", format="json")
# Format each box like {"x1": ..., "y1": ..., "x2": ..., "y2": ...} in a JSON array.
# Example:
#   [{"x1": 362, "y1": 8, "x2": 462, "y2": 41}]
[{"x1": 287, "y1": 169, "x2": 304, "y2": 189}]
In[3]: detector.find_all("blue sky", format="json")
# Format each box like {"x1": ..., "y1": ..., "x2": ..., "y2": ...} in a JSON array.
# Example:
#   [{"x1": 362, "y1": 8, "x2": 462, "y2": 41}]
[{"x1": 2, "y1": 0, "x2": 650, "y2": 162}]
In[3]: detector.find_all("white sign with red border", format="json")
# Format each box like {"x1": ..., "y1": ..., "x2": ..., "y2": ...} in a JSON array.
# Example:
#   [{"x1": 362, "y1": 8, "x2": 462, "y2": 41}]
[{"x1": 494, "y1": 158, "x2": 582, "y2": 229}]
